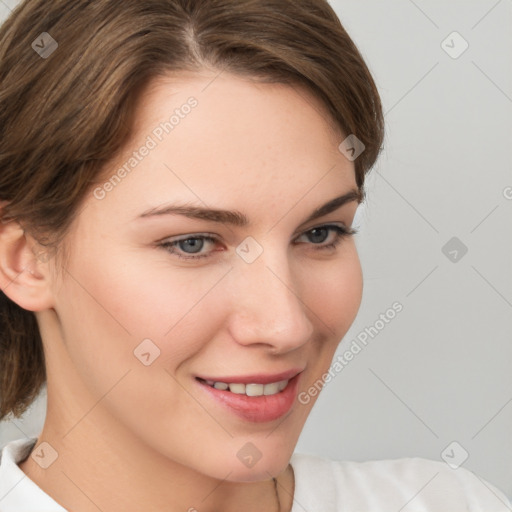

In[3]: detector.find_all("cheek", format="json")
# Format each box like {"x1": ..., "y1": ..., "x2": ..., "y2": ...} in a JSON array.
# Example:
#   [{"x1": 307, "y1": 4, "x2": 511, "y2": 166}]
[
  {"x1": 52, "y1": 247, "x2": 226, "y2": 440},
  {"x1": 54, "y1": 244, "x2": 230, "y2": 379},
  {"x1": 302, "y1": 244, "x2": 363, "y2": 339}
]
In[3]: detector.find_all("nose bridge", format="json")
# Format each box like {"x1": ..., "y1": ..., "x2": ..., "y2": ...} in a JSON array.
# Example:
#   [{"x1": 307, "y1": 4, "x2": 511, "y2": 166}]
[{"x1": 228, "y1": 246, "x2": 314, "y2": 350}]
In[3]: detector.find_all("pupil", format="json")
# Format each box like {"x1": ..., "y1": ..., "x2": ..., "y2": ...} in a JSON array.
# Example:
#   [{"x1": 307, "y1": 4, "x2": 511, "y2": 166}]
[
  {"x1": 310, "y1": 228, "x2": 328, "y2": 243},
  {"x1": 180, "y1": 238, "x2": 203, "y2": 254}
]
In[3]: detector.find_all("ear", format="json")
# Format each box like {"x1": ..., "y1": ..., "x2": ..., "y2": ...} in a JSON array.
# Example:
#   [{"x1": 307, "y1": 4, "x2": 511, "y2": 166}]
[{"x1": 0, "y1": 209, "x2": 55, "y2": 312}]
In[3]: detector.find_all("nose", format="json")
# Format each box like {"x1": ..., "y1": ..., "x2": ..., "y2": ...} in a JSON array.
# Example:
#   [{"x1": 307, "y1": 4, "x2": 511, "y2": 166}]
[{"x1": 226, "y1": 249, "x2": 315, "y2": 354}]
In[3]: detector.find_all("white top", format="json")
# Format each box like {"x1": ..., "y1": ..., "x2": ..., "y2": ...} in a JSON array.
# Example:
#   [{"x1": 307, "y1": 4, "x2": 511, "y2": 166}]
[{"x1": 1, "y1": 437, "x2": 511, "y2": 511}]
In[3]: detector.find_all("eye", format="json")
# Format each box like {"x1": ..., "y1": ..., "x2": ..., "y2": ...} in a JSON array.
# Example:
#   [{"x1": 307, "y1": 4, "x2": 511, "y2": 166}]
[
  {"x1": 294, "y1": 224, "x2": 357, "y2": 249},
  {"x1": 158, "y1": 224, "x2": 358, "y2": 261},
  {"x1": 159, "y1": 234, "x2": 217, "y2": 260}
]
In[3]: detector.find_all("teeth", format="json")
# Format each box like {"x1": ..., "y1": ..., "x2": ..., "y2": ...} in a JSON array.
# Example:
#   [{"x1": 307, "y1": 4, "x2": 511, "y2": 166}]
[
  {"x1": 277, "y1": 380, "x2": 288, "y2": 391},
  {"x1": 263, "y1": 382, "x2": 280, "y2": 395},
  {"x1": 228, "y1": 383, "x2": 246, "y2": 394},
  {"x1": 203, "y1": 379, "x2": 289, "y2": 396},
  {"x1": 246, "y1": 383, "x2": 264, "y2": 396}
]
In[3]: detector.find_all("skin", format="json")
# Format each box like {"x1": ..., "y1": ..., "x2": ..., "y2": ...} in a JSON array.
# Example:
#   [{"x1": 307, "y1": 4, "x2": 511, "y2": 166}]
[{"x1": 0, "y1": 70, "x2": 364, "y2": 512}]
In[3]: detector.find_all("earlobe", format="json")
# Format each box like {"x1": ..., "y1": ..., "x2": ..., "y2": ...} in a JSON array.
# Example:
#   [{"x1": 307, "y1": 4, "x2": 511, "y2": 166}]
[{"x1": 0, "y1": 217, "x2": 55, "y2": 312}]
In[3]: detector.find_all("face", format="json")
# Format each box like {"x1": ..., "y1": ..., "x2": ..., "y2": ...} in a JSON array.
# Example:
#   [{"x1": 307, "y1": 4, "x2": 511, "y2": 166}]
[{"x1": 42, "y1": 71, "x2": 363, "y2": 481}]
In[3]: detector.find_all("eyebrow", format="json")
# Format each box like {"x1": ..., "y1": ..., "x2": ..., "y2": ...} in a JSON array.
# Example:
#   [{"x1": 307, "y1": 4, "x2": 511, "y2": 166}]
[{"x1": 136, "y1": 188, "x2": 362, "y2": 227}]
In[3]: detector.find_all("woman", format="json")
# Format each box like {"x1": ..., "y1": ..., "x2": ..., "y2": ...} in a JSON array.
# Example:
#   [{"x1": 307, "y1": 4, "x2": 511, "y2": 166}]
[{"x1": 0, "y1": 1, "x2": 510, "y2": 510}]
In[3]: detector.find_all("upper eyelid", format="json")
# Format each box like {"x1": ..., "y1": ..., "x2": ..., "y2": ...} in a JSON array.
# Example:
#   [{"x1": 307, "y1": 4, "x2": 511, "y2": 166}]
[
  {"x1": 164, "y1": 222, "x2": 350, "y2": 243},
  {"x1": 294, "y1": 222, "x2": 352, "y2": 238}
]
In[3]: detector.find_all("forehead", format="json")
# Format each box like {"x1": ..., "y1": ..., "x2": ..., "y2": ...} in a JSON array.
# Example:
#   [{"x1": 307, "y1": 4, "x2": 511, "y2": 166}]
[
  {"x1": 131, "y1": 69, "x2": 343, "y2": 155},
  {"x1": 87, "y1": 71, "x2": 356, "y2": 224}
]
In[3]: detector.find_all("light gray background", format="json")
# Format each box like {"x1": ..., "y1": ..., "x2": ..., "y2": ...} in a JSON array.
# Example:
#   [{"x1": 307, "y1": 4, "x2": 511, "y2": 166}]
[{"x1": 1, "y1": 0, "x2": 511, "y2": 501}]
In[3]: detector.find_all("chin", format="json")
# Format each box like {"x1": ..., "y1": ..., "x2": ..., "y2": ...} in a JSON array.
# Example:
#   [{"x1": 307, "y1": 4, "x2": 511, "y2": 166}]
[
  {"x1": 222, "y1": 460, "x2": 289, "y2": 483},
  {"x1": 217, "y1": 441, "x2": 295, "y2": 482}
]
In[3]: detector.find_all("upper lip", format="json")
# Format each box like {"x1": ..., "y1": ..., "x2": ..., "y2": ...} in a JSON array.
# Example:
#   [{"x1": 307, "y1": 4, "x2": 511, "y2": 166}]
[{"x1": 196, "y1": 368, "x2": 304, "y2": 385}]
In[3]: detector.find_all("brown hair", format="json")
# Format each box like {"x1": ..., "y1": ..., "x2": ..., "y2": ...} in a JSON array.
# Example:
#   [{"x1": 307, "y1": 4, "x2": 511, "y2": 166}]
[{"x1": 0, "y1": 0, "x2": 384, "y2": 421}]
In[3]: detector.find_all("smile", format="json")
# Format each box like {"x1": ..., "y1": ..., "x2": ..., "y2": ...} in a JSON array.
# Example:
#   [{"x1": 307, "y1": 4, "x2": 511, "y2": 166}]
[
  {"x1": 194, "y1": 370, "x2": 303, "y2": 422},
  {"x1": 197, "y1": 378, "x2": 289, "y2": 397}
]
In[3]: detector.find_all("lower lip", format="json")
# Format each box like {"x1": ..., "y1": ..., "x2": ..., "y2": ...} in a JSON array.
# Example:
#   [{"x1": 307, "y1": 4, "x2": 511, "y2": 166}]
[{"x1": 196, "y1": 373, "x2": 301, "y2": 423}]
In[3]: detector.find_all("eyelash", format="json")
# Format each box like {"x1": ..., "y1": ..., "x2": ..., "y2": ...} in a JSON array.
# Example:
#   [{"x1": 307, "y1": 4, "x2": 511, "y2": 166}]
[{"x1": 158, "y1": 224, "x2": 358, "y2": 261}]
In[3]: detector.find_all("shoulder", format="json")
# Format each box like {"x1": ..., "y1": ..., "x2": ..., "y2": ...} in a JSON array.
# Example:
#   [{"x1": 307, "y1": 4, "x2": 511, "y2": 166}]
[{"x1": 290, "y1": 452, "x2": 512, "y2": 511}]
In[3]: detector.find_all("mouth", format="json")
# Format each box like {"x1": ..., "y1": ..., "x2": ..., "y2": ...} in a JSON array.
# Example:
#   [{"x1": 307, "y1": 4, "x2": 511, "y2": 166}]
[
  {"x1": 194, "y1": 369, "x2": 303, "y2": 423},
  {"x1": 197, "y1": 377, "x2": 290, "y2": 397}
]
